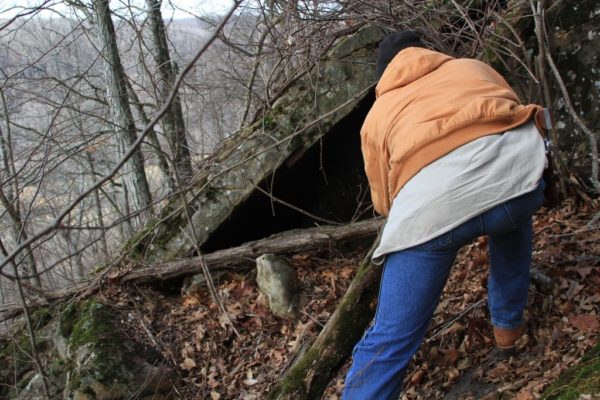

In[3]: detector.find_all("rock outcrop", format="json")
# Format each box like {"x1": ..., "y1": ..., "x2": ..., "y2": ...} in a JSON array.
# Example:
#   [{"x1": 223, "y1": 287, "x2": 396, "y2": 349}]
[
  {"x1": 1, "y1": 301, "x2": 173, "y2": 400},
  {"x1": 130, "y1": 24, "x2": 383, "y2": 262},
  {"x1": 546, "y1": 0, "x2": 600, "y2": 170}
]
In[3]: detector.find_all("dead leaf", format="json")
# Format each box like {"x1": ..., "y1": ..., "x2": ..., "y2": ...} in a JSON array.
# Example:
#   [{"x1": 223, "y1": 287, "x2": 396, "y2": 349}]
[
  {"x1": 226, "y1": 301, "x2": 244, "y2": 318},
  {"x1": 445, "y1": 322, "x2": 465, "y2": 335},
  {"x1": 180, "y1": 357, "x2": 197, "y2": 370},
  {"x1": 486, "y1": 363, "x2": 509, "y2": 379},
  {"x1": 457, "y1": 358, "x2": 470, "y2": 370},
  {"x1": 409, "y1": 369, "x2": 425, "y2": 385},
  {"x1": 565, "y1": 280, "x2": 584, "y2": 300},
  {"x1": 182, "y1": 295, "x2": 200, "y2": 307},
  {"x1": 575, "y1": 267, "x2": 593, "y2": 279},
  {"x1": 515, "y1": 389, "x2": 535, "y2": 400},
  {"x1": 472, "y1": 250, "x2": 488, "y2": 267},
  {"x1": 569, "y1": 314, "x2": 600, "y2": 331},
  {"x1": 446, "y1": 367, "x2": 460, "y2": 380},
  {"x1": 270, "y1": 349, "x2": 284, "y2": 364},
  {"x1": 441, "y1": 348, "x2": 460, "y2": 364},
  {"x1": 339, "y1": 267, "x2": 354, "y2": 279}
]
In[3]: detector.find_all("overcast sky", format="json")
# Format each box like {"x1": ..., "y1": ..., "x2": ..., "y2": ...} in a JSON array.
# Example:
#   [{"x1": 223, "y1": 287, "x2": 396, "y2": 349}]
[{"x1": 0, "y1": 0, "x2": 235, "y2": 19}]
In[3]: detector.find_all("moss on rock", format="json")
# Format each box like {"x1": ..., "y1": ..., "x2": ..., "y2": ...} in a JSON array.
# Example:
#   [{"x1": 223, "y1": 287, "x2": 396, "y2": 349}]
[
  {"x1": 31, "y1": 308, "x2": 52, "y2": 330},
  {"x1": 63, "y1": 300, "x2": 131, "y2": 399}
]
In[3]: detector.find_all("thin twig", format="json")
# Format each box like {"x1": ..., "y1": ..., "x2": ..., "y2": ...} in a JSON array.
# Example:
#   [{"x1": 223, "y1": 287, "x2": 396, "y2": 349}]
[
  {"x1": 254, "y1": 185, "x2": 342, "y2": 226},
  {"x1": 176, "y1": 175, "x2": 241, "y2": 339},
  {"x1": 426, "y1": 299, "x2": 485, "y2": 343},
  {"x1": 492, "y1": 11, "x2": 539, "y2": 84},
  {"x1": 449, "y1": 0, "x2": 484, "y2": 56}
]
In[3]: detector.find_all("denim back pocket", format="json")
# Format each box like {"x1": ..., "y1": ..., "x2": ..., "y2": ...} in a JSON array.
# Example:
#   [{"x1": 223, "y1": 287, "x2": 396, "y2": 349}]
[{"x1": 504, "y1": 183, "x2": 545, "y2": 229}]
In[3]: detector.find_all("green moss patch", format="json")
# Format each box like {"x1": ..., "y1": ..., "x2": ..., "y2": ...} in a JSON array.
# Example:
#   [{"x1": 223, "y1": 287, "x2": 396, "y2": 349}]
[
  {"x1": 60, "y1": 301, "x2": 78, "y2": 338},
  {"x1": 541, "y1": 341, "x2": 600, "y2": 399},
  {"x1": 69, "y1": 301, "x2": 123, "y2": 379},
  {"x1": 31, "y1": 308, "x2": 52, "y2": 330}
]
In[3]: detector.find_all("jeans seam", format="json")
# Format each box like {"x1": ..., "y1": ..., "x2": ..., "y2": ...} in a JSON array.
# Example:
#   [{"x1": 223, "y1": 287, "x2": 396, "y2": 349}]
[
  {"x1": 503, "y1": 203, "x2": 516, "y2": 228},
  {"x1": 372, "y1": 264, "x2": 386, "y2": 323},
  {"x1": 355, "y1": 263, "x2": 386, "y2": 355}
]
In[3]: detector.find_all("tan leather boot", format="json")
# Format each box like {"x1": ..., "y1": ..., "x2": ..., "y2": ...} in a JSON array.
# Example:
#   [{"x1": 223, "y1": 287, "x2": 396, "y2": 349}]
[{"x1": 493, "y1": 324, "x2": 526, "y2": 349}]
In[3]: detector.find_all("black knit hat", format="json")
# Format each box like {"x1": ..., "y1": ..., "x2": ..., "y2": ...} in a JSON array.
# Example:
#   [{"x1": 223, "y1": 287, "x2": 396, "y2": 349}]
[{"x1": 375, "y1": 31, "x2": 426, "y2": 79}]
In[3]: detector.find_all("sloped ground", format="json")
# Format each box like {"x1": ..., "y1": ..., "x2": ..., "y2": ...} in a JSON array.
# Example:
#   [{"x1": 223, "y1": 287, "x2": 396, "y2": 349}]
[{"x1": 105, "y1": 198, "x2": 600, "y2": 399}]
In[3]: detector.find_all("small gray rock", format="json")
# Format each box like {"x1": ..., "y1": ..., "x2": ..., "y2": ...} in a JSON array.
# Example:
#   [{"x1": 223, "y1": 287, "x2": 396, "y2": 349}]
[{"x1": 256, "y1": 254, "x2": 299, "y2": 319}]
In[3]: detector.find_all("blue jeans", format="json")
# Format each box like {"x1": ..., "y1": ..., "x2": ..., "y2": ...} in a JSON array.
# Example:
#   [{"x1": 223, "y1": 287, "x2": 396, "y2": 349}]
[{"x1": 343, "y1": 183, "x2": 545, "y2": 400}]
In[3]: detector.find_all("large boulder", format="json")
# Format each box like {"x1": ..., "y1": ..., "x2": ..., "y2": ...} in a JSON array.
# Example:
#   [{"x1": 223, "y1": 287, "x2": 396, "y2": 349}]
[
  {"x1": 130, "y1": 24, "x2": 384, "y2": 262},
  {"x1": 1, "y1": 301, "x2": 173, "y2": 400},
  {"x1": 486, "y1": 0, "x2": 600, "y2": 174},
  {"x1": 59, "y1": 300, "x2": 173, "y2": 399}
]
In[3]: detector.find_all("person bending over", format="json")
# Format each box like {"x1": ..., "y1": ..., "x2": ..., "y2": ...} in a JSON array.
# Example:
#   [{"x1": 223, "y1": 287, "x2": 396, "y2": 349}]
[{"x1": 343, "y1": 31, "x2": 547, "y2": 400}]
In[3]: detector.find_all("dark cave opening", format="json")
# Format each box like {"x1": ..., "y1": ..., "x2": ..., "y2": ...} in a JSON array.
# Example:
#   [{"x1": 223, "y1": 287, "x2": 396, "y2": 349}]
[{"x1": 201, "y1": 91, "x2": 376, "y2": 254}]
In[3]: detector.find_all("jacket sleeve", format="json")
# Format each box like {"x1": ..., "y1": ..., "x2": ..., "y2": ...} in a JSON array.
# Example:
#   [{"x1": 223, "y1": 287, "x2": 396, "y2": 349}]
[{"x1": 361, "y1": 124, "x2": 391, "y2": 216}]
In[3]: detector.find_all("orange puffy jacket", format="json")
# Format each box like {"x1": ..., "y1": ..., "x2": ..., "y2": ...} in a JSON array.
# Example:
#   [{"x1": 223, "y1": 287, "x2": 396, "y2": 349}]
[{"x1": 361, "y1": 47, "x2": 542, "y2": 215}]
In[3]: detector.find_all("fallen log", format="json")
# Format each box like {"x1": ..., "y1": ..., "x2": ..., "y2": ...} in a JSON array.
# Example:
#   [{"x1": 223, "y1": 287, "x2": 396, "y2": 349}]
[
  {"x1": 0, "y1": 219, "x2": 383, "y2": 322},
  {"x1": 0, "y1": 280, "x2": 98, "y2": 322},
  {"x1": 119, "y1": 218, "x2": 385, "y2": 284}
]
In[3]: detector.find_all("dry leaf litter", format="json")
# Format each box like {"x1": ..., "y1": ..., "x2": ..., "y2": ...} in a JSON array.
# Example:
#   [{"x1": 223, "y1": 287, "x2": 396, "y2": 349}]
[{"x1": 103, "y1": 198, "x2": 600, "y2": 399}]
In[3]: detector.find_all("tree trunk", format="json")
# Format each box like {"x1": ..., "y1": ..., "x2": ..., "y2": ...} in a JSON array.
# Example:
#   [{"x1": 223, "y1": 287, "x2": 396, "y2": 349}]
[
  {"x1": 0, "y1": 96, "x2": 42, "y2": 288},
  {"x1": 85, "y1": 152, "x2": 109, "y2": 258},
  {"x1": 146, "y1": 0, "x2": 193, "y2": 188},
  {"x1": 93, "y1": 0, "x2": 152, "y2": 223},
  {"x1": 125, "y1": 78, "x2": 177, "y2": 192},
  {"x1": 0, "y1": 187, "x2": 41, "y2": 288},
  {"x1": 267, "y1": 247, "x2": 381, "y2": 400}
]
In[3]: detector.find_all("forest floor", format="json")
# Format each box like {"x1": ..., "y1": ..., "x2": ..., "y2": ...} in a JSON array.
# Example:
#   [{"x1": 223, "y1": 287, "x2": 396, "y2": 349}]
[{"x1": 105, "y1": 197, "x2": 600, "y2": 399}]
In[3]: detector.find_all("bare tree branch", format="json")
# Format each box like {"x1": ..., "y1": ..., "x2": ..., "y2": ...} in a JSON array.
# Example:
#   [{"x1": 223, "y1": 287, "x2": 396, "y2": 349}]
[{"x1": 0, "y1": 0, "x2": 244, "y2": 272}]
